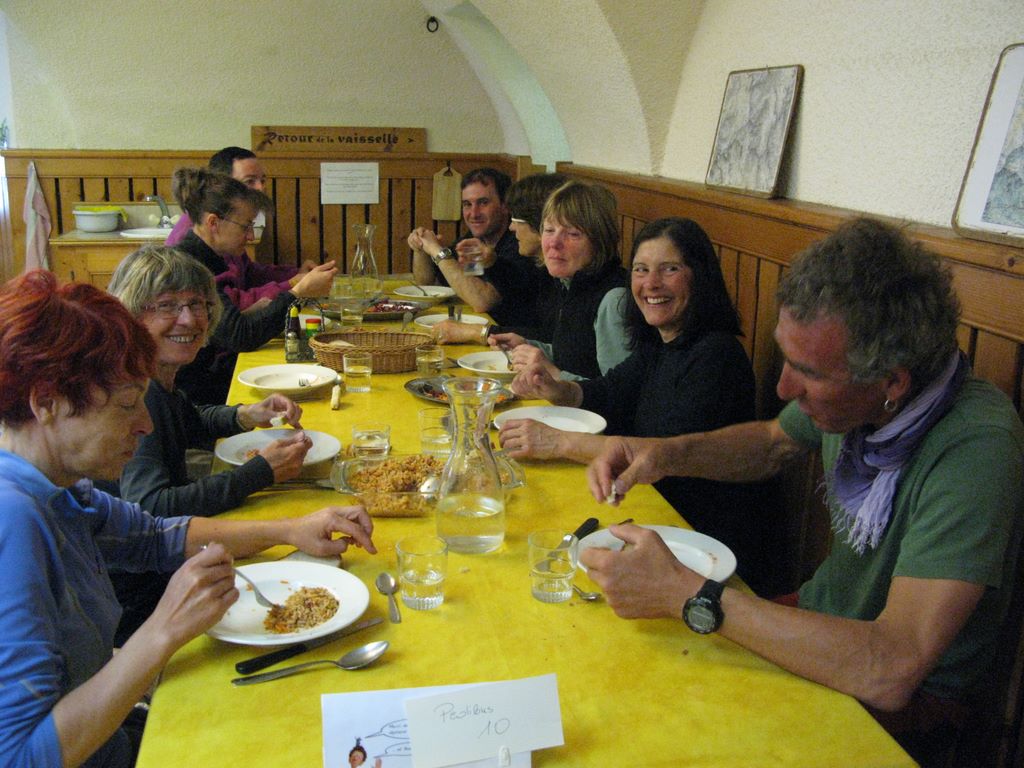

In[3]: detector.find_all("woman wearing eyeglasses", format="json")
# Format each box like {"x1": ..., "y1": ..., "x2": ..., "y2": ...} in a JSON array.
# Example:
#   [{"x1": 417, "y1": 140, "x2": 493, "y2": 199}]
[
  {"x1": 499, "y1": 218, "x2": 779, "y2": 595},
  {"x1": 107, "y1": 246, "x2": 317, "y2": 640},
  {"x1": 171, "y1": 167, "x2": 337, "y2": 404}
]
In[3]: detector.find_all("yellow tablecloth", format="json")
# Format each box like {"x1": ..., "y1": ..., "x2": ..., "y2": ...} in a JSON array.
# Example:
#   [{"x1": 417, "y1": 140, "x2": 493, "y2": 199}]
[{"x1": 136, "y1": 312, "x2": 913, "y2": 768}]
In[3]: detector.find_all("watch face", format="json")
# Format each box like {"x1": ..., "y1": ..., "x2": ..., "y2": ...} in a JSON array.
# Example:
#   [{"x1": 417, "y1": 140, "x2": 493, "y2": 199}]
[{"x1": 684, "y1": 596, "x2": 722, "y2": 634}]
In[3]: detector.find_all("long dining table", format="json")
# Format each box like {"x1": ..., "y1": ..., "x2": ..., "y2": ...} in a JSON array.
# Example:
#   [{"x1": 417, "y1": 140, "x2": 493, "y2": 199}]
[{"x1": 135, "y1": 293, "x2": 914, "y2": 768}]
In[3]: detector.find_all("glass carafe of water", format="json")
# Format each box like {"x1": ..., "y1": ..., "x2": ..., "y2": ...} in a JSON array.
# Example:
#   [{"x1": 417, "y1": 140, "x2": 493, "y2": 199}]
[
  {"x1": 331, "y1": 223, "x2": 383, "y2": 312},
  {"x1": 436, "y1": 377, "x2": 506, "y2": 554}
]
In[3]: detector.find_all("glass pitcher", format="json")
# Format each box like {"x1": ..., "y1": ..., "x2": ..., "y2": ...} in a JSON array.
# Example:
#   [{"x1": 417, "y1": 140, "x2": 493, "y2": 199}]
[
  {"x1": 436, "y1": 377, "x2": 506, "y2": 554},
  {"x1": 330, "y1": 223, "x2": 383, "y2": 314}
]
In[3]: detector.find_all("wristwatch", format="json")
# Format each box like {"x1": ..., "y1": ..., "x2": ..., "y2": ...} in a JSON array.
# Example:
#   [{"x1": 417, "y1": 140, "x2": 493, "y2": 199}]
[
  {"x1": 431, "y1": 247, "x2": 456, "y2": 265},
  {"x1": 682, "y1": 579, "x2": 725, "y2": 634}
]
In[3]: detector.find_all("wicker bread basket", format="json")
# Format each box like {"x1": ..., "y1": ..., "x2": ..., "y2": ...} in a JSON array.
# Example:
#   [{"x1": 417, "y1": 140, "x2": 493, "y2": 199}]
[{"x1": 309, "y1": 330, "x2": 432, "y2": 374}]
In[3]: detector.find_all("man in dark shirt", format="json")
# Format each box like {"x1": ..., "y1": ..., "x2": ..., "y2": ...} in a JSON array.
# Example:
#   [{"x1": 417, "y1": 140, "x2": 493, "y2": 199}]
[{"x1": 408, "y1": 167, "x2": 539, "y2": 327}]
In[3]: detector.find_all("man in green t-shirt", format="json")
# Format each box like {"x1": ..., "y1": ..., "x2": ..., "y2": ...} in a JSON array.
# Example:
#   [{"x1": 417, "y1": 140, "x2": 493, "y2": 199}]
[{"x1": 582, "y1": 218, "x2": 1024, "y2": 765}]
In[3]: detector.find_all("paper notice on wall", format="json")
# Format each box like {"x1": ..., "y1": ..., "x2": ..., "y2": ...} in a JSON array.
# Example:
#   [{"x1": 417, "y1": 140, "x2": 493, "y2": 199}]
[{"x1": 321, "y1": 162, "x2": 379, "y2": 204}]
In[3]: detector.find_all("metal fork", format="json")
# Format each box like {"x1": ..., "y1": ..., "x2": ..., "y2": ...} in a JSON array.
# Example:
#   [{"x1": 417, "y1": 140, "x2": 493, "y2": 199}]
[{"x1": 234, "y1": 569, "x2": 282, "y2": 610}]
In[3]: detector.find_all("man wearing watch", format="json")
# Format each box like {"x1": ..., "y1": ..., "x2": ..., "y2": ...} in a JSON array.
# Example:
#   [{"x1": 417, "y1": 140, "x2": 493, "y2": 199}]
[
  {"x1": 407, "y1": 167, "x2": 540, "y2": 328},
  {"x1": 580, "y1": 219, "x2": 1024, "y2": 767}
]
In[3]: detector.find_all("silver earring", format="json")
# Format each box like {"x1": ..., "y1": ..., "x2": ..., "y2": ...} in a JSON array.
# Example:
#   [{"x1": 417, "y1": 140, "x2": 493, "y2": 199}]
[{"x1": 883, "y1": 398, "x2": 898, "y2": 413}]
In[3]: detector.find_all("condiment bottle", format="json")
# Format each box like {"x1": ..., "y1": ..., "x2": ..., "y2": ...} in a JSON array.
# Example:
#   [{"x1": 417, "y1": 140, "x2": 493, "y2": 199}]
[
  {"x1": 304, "y1": 317, "x2": 322, "y2": 339},
  {"x1": 284, "y1": 305, "x2": 302, "y2": 362}
]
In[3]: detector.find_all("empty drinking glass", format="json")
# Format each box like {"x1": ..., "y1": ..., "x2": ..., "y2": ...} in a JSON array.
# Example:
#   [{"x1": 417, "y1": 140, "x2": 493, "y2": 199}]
[
  {"x1": 342, "y1": 352, "x2": 372, "y2": 392},
  {"x1": 396, "y1": 535, "x2": 448, "y2": 610},
  {"x1": 351, "y1": 422, "x2": 390, "y2": 458},
  {"x1": 528, "y1": 529, "x2": 579, "y2": 603}
]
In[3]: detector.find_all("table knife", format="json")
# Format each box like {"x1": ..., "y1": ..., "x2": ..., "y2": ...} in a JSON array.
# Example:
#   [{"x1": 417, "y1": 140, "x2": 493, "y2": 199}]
[
  {"x1": 572, "y1": 517, "x2": 599, "y2": 541},
  {"x1": 234, "y1": 617, "x2": 383, "y2": 675}
]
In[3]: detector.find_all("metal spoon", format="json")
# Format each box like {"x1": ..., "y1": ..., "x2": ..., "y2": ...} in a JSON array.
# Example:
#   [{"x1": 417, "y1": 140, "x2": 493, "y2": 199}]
[
  {"x1": 573, "y1": 584, "x2": 601, "y2": 602},
  {"x1": 234, "y1": 568, "x2": 281, "y2": 610},
  {"x1": 231, "y1": 640, "x2": 389, "y2": 685},
  {"x1": 418, "y1": 474, "x2": 441, "y2": 496},
  {"x1": 376, "y1": 572, "x2": 402, "y2": 623}
]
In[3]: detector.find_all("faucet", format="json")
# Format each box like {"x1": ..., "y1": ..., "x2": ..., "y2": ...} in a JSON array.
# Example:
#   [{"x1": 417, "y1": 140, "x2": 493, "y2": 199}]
[{"x1": 144, "y1": 195, "x2": 173, "y2": 228}]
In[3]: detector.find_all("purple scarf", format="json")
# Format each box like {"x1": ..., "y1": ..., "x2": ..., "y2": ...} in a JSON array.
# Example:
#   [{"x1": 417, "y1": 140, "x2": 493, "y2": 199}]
[{"x1": 827, "y1": 351, "x2": 969, "y2": 554}]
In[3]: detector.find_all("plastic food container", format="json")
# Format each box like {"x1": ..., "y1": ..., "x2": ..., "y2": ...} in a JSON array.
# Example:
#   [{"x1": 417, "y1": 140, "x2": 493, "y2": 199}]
[{"x1": 73, "y1": 210, "x2": 120, "y2": 232}]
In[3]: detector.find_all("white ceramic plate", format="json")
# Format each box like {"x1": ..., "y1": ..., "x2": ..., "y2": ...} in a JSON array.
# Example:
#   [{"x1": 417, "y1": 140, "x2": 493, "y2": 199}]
[
  {"x1": 394, "y1": 285, "x2": 456, "y2": 299},
  {"x1": 237, "y1": 364, "x2": 338, "y2": 396},
  {"x1": 207, "y1": 562, "x2": 369, "y2": 646},
  {"x1": 215, "y1": 429, "x2": 341, "y2": 467},
  {"x1": 578, "y1": 525, "x2": 736, "y2": 582},
  {"x1": 456, "y1": 351, "x2": 516, "y2": 378},
  {"x1": 414, "y1": 313, "x2": 488, "y2": 329},
  {"x1": 493, "y1": 406, "x2": 607, "y2": 434}
]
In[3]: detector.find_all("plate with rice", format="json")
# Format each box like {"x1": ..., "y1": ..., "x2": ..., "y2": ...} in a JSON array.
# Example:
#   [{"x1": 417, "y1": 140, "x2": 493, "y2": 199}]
[{"x1": 207, "y1": 562, "x2": 370, "y2": 646}]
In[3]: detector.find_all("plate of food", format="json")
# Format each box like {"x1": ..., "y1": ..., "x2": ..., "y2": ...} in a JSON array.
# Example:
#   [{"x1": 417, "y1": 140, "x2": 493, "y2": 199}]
[
  {"x1": 404, "y1": 376, "x2": 515, "y2": 406},
  {"x1": 322, "y1": 297, "x2": 433, "y2": 320},
  {"x1": 237, "y1": 364, "x2": 338, "y2": 397},
  {"x1": 456, "y1": 351, "x2": 515, "y2": 378},
  {"x1": 393, "y1": 285, "x2": 456, "y2": 299},
  {"x1": 207, "y1": 561, "x2": 370, "y2": 646},
  {"x1": 415, "y1": 313, "x2": 489, "y2": 329},
  {"x1": 215, "y1": 429, "x2": 341, "y2": 467},
  {"x1": 578, "y1": 525, "x2": 736, "y2": 582},
  {"x1": 493, "y1": 406, "x2": 607, "y2": 434}
]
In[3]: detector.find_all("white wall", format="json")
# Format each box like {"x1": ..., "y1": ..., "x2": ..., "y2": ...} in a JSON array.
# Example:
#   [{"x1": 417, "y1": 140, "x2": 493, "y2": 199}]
[
  {"x1": 0, "y1": 0, "x2": 503, "y2": 152},
  {"x1": 2, "y1": 0, "x2": 1022, "y2": 227},
  {"x1": 657, "y1": 0, "x2": 1024, "y2": 226}
]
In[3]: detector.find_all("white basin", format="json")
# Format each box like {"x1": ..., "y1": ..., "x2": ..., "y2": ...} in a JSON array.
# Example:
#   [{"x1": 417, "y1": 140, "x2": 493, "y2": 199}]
[{"x1": 120, "y1": 228, "x2": 172, "y2": 239}]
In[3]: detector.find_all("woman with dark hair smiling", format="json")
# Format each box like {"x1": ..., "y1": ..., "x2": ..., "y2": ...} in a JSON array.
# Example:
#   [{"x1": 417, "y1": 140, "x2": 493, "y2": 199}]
[{"x1": 499, "y1": 217, "x2": 777, "y2": 593}]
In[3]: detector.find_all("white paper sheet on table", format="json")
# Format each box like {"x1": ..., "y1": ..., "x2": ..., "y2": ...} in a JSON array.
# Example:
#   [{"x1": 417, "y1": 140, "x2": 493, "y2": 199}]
[{"x1": 323, "y1": 679, "x2": 547, "y2": 768}]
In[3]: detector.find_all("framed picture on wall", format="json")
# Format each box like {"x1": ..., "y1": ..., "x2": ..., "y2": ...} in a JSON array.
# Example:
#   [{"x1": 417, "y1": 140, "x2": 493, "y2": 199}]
[
  {"x1": 705, "y1": 64, "x2": 803, "y2": 198},
  {"x1": 953, "y1": 43, "x2": 1024, "y2": 246}
]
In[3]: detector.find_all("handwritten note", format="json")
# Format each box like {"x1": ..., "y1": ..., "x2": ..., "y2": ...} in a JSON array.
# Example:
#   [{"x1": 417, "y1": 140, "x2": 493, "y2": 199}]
[
  {"x1": 321, "y1": 162, "x2": 379, "y2": 204},
  {"x1": 322, "y1": 682, "x2": 533, "y2": 768},
  {"x1": 405, "y1": 674, "x2": 563, "y2": 768}
]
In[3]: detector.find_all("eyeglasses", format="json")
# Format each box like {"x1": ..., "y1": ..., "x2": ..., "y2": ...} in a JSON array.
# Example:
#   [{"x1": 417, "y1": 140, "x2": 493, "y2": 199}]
[
  {"x1": 143, "y1": 299, "x2": 213, "y2": 319},
  {"x1": 220, "y1": 216, "x2": 256, "y2": 234}
]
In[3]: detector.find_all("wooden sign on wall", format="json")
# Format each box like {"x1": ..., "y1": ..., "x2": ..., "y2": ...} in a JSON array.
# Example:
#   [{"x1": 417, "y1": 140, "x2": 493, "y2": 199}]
[{"x1": 252, "y1": 125, "x2": 426, "y2": 153}]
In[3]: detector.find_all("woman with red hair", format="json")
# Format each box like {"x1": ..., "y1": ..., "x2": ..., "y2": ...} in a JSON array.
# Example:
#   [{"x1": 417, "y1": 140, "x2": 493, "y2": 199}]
[{"x1": 0, "y1": 270, "x2": 377, "y2": 768}]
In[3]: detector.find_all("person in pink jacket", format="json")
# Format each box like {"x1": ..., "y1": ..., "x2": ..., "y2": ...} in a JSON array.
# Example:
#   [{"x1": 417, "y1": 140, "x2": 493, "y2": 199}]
[{"x1": 167, "y1": 146, "x2": 316, "y2": 310}]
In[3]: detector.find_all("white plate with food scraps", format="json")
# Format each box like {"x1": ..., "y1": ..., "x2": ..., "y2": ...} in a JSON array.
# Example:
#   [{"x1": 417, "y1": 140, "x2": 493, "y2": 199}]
[
  {"x1": 455, "y1": 351, "x2": 516, "y2": 378},
  {"x1": 237, "y1": 364, "x2": 338, "y2": 396},
  {"x1": 414, "y1": 313, "x2": 489, "y2": 329},
  {"x1": 393, "y1": 285, "x2": 456, "y2": 299},
  {"x1": 493, "y1": 406, "x2": 607, "y2": 434},
  {"x1": 207, "y1": 562, "x2": 370, "y2": 646},
  {"x1": 578, "y1": 525, "x2": 736, "y2": 582},
  {"x1": 215, "y1": 429, "x2": 341, "y2": 467}
]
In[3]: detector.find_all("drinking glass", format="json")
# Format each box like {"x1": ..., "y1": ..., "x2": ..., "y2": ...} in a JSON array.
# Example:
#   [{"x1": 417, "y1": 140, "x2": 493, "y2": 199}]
[
  {"x1": 396, "y1": 535, "x2": 448, "y2": 610},
  {"x1": 415, "y1": 344, "x2": 445, "y2": 376},
  {"x1": 418, "y1": 406, "x2": 452, "y2": 456},
  {"x1": 528, "y1": 529, "x2": 578, "y2": 603},
  {"x1": 351, "y1": 422, "x2": 390, "y2": 458},
  {"x1": 462, "y1": 245, "x2": 484, "y2": 276},
  {"x1": 342, "y1": 352, "x2": 372, "y2": 393}
]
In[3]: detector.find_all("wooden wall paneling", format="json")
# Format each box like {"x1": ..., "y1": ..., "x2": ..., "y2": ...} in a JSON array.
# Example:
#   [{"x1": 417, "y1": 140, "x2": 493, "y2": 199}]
[
  {"x1": 108, "y1": 178, "x2": 131, "y2": 202},
  {"x1": 972, "y1": 331, "x2": 1022, "y2": 409},
  {"x1": 297, "y1": 177, "x2": 321, "y2": 265},
  {"x1": 274, "y1": 178, "x2": 299, "y2": 268},
  {"x1": 436, "y1": 220, "x2": 457, "y2": 250},
  {"x1": 752, "y1": 261, "x2": 783, "y2": 420},
  {"x1": 957, "y1": 324, "x2": 976, "y2": 361},
  {"x1": 56, "y1": 178, "x2": 81, "y2": 235},
  {"x1": 734, "y1": 252, "x2": 758, "y2": 358},
  {"x1": 154, "y1": 176, "x2": 174, "y2": 202},
  {"x1": 620, "y1": 215, "x2": 641, "y2": 266},
  {"x1": 131, "y1": 177, "x2": 156, "y2": 202},
  {"x1": 321, "y1": 202, "x2": 343, "y2": 267},
  {"x1": 368, "y1": 190, "x2": 389, "y2": 272},
  {"x1": 719, "y1": 246, "x2": 739, "y2": 309},
  {"x1": 7, "y1": 180, "x2": 27, "y2": 273},
  {"x1": 390, "y1": 178, "x2": 413, "y2": 274},
  {"x1": 950, "y1": 261, "x2": 1024, "y2": 345},
  {"x1": 82, "y1": 177, "x2": 105, "y2": 203}
]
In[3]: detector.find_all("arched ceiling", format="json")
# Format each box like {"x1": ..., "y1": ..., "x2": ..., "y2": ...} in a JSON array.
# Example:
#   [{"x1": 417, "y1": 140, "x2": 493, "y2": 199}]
[{"x1": 421, "y1": 0, "x2": 704, "y2": 173}]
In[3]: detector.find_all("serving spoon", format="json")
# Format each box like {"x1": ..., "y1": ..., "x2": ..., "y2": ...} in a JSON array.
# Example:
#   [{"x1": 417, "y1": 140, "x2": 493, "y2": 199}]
[
  {"x1": 231, "y1": 640, "x2": 389, "y2": 685},
  {"x1": 376, "y1": 572, "x2": 402, "y2": 623}
]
